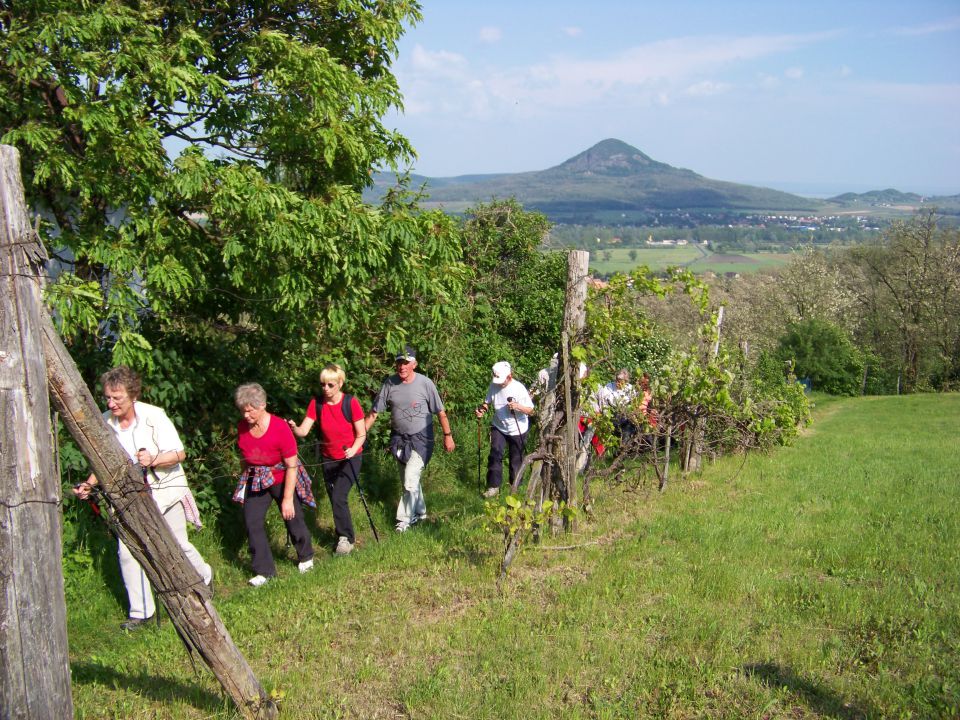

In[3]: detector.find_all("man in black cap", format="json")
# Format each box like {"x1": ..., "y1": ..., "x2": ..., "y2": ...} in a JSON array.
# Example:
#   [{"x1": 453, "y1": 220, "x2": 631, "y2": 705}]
[{"x1": 365, "y1": 345, "x2": 455, "y2": 531}]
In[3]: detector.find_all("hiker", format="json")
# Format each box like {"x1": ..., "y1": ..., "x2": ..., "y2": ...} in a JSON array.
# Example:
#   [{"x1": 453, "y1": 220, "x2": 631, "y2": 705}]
[
  {"x1": 476, "y1": 361, "x2": 534, "y2": 497},
  {"x1": 233, "y1": 382, "x2": 315, "y2": 586},
  {"x1": 365, "y1": 345, "x2": 455, "y2": 532},
  {"x1": 288, "y1": 364, "x2": 366, "y2": 556},
  {"x1": 596, "y1": 368, "x2": 638, "y2": 452},
  {"x1": 73, "y1": 366, "x2": 213, "y2": 630}
]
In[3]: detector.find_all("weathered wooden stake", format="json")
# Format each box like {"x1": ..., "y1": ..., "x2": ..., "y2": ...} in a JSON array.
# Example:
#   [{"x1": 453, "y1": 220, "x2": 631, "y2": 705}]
[
  {"x1": 561, "y1": 251, "x2": 589, "y2": 527},
  {"x1": 0, "y1": 146, "x2": 73, "y2": 719},
  {"x1": 0, "y1": 145, "x2": 277, "y2": 719},
  {"x1": 498, "y1": 250, "x2": 589, "y2": 579}
]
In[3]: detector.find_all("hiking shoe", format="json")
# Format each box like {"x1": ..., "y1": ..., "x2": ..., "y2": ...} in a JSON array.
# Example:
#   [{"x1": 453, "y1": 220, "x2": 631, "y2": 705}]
[
  {"x1": 395, "y1": 521, "x2": 410, "y2": 533},
  {"x1": 120, "y1": 616, "x2": 154, "y2": 631},
  {"x1": 482, "y1": 487, "x2": 500, "y2": 498},
  {"x1": 248, "y1": 574, "x2": 269, "y2": 587},
  {"x1": 410, "y1": 514, "x2": 426, "y2": 527},
  {"x1": 298, "y1": 559, "x2": 314, "y2": 573},
  {"x1": 335, "y1": 537, "x2": 354, "y2": 555}
]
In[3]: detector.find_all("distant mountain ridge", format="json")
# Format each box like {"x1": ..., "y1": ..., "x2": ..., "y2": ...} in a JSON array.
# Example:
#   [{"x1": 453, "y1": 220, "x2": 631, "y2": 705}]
[
  {"x1": 828, "y1": 188, "x2": 924, "y2": 204},
  {"x1": 371, "y1": 139, "x2": 822, "y2": 218},
  {"x1": 369, "y1": 139, "x2": 957, "y2": 221}
]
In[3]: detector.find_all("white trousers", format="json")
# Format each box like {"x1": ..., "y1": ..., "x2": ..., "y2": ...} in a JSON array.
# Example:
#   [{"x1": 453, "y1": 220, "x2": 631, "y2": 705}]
[
  {"x1": 396, "y1": 451, "x2": 427, "y2": 524},
  {"x1": 117, "y1": 500, "x2": 212, "y2": 619}
]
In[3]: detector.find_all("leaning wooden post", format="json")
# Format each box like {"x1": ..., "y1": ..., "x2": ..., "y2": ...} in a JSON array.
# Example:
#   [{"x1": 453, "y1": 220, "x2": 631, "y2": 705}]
[
  {"x1": 0, "y1": 146, "x2": 73, "y2": 718},
  {"x1": 42, "y1": 317, "x2": 279, "y2": 719},
  {"x1": 0, "y1": 145, "x2": 276, "y2": 719}
]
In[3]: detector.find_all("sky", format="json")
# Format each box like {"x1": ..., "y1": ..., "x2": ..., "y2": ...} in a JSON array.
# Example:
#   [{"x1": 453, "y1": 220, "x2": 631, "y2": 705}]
[{"x1": 384, "y1": 0, "x2": 960, "y2": 197}]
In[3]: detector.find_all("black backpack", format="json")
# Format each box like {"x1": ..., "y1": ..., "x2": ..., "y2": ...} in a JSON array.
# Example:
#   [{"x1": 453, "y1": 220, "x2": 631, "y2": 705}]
[{"x1": 314, "y1": 393, "x2": 355, "y2": 433}]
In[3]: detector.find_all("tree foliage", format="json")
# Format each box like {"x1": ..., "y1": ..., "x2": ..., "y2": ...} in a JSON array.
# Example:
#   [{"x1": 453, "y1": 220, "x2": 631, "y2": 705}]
[
  {"x1": 777, "y1": 318, "x2": 864, "y2": 396},
  {"x1": 440, "y1": 199, "x2": 567, "y2": 406},
  {"x1": 1, "y1": 0, "x2": 465, "y2": 393},
  {"x1": 704, "y1": 213, "x2": 960, "y2": 394}
]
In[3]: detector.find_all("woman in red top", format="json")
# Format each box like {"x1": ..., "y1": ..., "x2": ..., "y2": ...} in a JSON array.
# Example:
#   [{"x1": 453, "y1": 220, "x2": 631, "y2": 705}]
[
  {"x1": 234, "y1": 383, "x2": 315, "y2": 586},
  {"x1": 289, "y1": 364, "x2": 366, "y2": 555}
]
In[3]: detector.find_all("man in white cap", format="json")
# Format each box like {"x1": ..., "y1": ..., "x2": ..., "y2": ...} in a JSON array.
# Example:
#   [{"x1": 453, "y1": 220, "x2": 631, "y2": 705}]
[{"x1": 475, "y1": 361, "x2": 534, "y2": 498}]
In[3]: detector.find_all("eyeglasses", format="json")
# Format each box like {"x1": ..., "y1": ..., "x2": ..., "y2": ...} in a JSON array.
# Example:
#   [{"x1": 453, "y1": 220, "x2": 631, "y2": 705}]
[{"x1": 323, "y1": 382, "x2": 338, "y2": 388}]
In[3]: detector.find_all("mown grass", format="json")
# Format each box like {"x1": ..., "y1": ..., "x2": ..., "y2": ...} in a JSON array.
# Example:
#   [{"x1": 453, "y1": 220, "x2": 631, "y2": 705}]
[{"x1": 65, "y1": 394, "x2": 960, "y2": 718}]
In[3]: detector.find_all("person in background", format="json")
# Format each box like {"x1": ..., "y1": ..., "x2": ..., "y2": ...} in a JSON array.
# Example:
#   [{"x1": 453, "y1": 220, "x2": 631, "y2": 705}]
[
  {"x1": 476, "y1": 361, "x2": 534, "y2": 498},
  {"x1": 289, "y1": 364, "x2": 366, "y2": 556},
  {"x1": 73, "y1": 366, "x2": 213, "y2": 630},
  {"x1": 596, "y1": 368, "x2": 638, "y2": 452},
  {"x1": 233, "y1": 382, "x2": 315, "y2": 586},
  {"x1": 365, "y1": 345, "x2": 455, "y2": 532}
]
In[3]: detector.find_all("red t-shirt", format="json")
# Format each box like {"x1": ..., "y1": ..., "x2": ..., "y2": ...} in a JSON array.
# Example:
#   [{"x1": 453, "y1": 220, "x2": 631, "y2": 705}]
[
  {"x1": 237, "y1": 414, "x2": 298, "y2": 484},
  {"x1": 306, "y1": 395, "x2": 364, "y2": 460}
]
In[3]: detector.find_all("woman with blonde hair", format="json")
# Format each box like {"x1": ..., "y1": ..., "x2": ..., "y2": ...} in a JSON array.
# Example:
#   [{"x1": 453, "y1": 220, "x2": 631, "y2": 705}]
[{"x1": 289, "y1": 364, "x2": 366, "y2": 555}]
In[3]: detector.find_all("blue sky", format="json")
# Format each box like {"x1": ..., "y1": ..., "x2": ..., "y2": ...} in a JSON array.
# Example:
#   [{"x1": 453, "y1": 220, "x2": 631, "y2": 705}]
[{"x1": 385, "y1": 0, "x2": 960, "y2": 196}]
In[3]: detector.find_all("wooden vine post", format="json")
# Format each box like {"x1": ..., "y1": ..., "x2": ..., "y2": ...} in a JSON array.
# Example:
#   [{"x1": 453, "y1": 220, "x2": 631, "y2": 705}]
[
  {"x1": 0, "y1": 145, "x2": 278, "y2": 720},
  {"x1": 0, "y1": 145, "x2": 73, "y2": 719},
  {"x1": 682, "y1": 305, "x2": 724, "y2": 474},
  {"x1": 499, "y1": 250, "x2": 588, "y2": 579},
  {"x1": 560, "y1": 250, "x2": 589, "y2": 527}
]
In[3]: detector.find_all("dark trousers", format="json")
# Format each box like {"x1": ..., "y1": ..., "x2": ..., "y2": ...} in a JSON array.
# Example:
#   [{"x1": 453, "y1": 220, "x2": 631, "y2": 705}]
[
  {"x1": 614, "y1": 416, "x2": 637, "y2": 452},
  {"x1": 487, "y1": 426, "x2": 527, "y2": 490},
  {"x1": 321, "y1": 455, "x2": 361, "y2": 544},
  {"x1": 244, "y1": 482, "x2": 314, "y2": 577}
]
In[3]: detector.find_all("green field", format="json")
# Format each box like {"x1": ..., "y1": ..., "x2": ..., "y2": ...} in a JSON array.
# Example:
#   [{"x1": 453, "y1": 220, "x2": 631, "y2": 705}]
[
  {"x1": 588, "y1": 246, "x2": 794, "y2": 275},
  {"x1": 65, "y1": 394, "x2": 960, "y2": 718}
]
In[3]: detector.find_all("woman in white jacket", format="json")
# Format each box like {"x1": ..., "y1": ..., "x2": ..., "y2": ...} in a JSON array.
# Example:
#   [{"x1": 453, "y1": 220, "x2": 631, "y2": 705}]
[{"x1": 73, "y1": 366, "x2": 213, "y2": 630}]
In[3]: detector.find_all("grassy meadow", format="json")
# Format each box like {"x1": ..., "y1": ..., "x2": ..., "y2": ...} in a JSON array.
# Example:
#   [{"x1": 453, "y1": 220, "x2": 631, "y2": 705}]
[
  {"x1": 588, "y1": 246, "x2": 793, "y2": 275},
  {"x1": 65, "y1": 393, "x2": 960, "y2": 718}
]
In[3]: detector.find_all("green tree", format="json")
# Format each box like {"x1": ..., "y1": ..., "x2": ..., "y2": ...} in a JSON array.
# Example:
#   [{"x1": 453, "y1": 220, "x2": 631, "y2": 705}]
[
  {"x1": 1, "y1": 0, "x2": 465, "y2": 391},
  {"x1": 444, "y1": 199, "x2": 566, "y2": 405},
  {"x1": 842, "y1": 212, "x2": 960, "y2": 392},
  {"x1": 777, "y1": 318, "x2": 864, "y2": 396}
]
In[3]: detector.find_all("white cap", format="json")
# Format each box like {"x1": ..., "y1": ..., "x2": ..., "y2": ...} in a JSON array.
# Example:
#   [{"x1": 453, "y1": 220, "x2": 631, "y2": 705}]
[{"x1": 492, "y1": 361, "x2": 511, "y2": 384}]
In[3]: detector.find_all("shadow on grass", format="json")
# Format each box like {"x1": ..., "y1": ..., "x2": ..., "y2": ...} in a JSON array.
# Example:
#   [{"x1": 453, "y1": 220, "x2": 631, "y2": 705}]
[
  {"x1": 743, "y1": 662, "x2": 877, "y2": 719},
  {"x1": 71, "y1": 660, "x2": 225, "y2": 713}
]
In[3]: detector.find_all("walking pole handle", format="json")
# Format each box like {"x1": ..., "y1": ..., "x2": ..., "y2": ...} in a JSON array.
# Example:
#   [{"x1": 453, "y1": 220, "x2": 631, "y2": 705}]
[{"x1": 137, "y1": 447, "x2": 150, "y2": 485}]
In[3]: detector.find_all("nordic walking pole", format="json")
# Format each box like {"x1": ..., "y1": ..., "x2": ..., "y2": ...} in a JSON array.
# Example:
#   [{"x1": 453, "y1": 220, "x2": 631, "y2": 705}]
[
  {"x1": 506, "y1": 397, "x2": 523, "y2": 439},
  {"x1": 476, "y1": 412, "x2": 484, "y2": 493},
  {"x1": 343, "y1": 446, "x2": 379, "y2": 543}
]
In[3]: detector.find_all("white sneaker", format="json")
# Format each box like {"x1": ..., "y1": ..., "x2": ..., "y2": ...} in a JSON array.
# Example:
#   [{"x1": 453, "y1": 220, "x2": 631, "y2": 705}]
[
  {"x1": 248, "y1": 575, "x2": 268, "y2": 587},
  {"x1": 298, "y1": 559, "x2": 314, "y2": 573},
  {"x1": 335, "y1": 537, "x2": 354, "y2": 555},
  {"x1": 395, "y1": 521, "x2": 410, "y2": 533},
  {"x1": 482, "y1": 487, "x2": 500, "y2": 498}
]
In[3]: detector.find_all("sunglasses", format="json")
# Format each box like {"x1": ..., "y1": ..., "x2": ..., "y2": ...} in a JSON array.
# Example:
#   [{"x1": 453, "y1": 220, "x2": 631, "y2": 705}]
[{"x1": 323, "y1": 382, "x2": 339, "y2": 388}]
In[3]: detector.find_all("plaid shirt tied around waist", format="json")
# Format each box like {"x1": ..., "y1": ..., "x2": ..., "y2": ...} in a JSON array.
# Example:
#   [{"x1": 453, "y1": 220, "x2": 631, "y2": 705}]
[{"x1": 232, "y1": 463, "x2": 316, "y2": 508}]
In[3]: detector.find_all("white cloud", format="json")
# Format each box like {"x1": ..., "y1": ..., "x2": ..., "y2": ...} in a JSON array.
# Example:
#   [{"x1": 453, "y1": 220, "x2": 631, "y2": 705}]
[
  {"x1": 839, "y1": 65, "x2": 853, "y2": 77},
  {"x1": 410, "y1": 44, "x2": 466, "y2": 75},
  {"x1": 398, "y1": 31, "x2": 837, "y2": 119},
  {"x1": 757, "y1": 73, "x2": 780, "y2": 89},
  {"x1": 685, "y1": 80, "x2": 731, "y2": 97},
  {"x1": 889, "y1": 16, "x2": 960, "y2": 37},
  {"x1": 785, "y1": 66, "x2": 804, "y2": 80},
  {"x1": 479, "y1": 26, "x2": 502, "y2": 43},
  {"x1": 562, "y1": 26, "x2": 583, "y2": 38}
]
